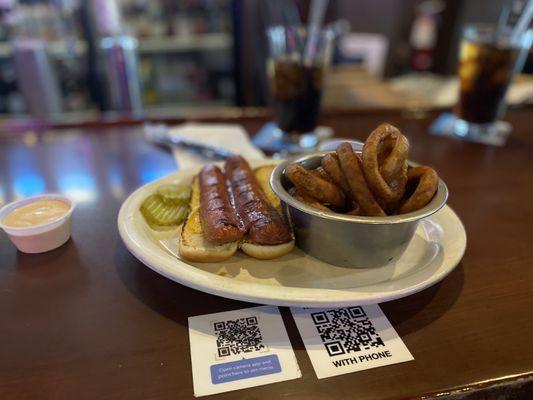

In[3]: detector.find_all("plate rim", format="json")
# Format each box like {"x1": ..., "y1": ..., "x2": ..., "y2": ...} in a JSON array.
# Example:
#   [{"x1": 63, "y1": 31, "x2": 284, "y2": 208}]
[{"x1": 117, "y1": 164, "x2": 467, "y2": 307}]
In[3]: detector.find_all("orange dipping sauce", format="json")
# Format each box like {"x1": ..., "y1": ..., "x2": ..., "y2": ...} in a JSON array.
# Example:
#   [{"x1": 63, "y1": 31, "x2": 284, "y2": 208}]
[{"x1": 2, "y1": 200, "x2": 70, "y2": 228}]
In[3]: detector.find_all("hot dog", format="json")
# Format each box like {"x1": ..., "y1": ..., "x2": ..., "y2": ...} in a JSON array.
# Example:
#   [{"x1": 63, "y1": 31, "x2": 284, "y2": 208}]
[
  {"x1": 199, "y1": 164, "x2": 245, "y2": 244},
  {"x1": 225, "y1": 156, "x2": 292, "y2": 245}
]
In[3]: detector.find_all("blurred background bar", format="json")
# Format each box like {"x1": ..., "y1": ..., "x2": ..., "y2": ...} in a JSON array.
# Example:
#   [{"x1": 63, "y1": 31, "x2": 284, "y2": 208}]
[
  {"x1": 12, "y1": 38, "x2": 62, "y2": 117},
  {"x1": 0, "y1": 0, "x2": 530, "y2": 123}
]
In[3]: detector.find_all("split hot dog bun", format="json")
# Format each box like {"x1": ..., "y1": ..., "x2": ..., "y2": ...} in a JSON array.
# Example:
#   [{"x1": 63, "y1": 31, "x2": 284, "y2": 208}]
[{"x1": 178, "y1": 163, "x2": 294, "y2": 262}]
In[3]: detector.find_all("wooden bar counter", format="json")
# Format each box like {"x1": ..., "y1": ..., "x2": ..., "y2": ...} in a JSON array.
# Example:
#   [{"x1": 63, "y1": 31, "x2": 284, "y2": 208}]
[{"x1": 0, "y1": 108, "x2": 532, "y2": 399}]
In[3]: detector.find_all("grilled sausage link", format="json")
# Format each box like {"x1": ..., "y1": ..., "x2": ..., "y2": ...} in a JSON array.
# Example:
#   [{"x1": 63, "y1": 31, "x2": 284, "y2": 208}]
[
  {"x1": 225, "y1": 156, "x2": 292, "y2": 245},
  {"x1": 199, "y1": 164, "x2": 245, "y2": 244}
]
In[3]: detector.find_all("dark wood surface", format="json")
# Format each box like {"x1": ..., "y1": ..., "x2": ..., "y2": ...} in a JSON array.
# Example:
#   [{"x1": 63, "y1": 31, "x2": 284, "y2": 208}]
[{"x1": 1, "y1": 108, "x2": 532, "y2": 400}]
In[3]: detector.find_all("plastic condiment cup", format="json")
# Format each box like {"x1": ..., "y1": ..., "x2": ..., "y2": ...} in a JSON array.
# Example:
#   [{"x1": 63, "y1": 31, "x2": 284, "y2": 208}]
[{"x1": 0, "y1": 194, "x2": 75, "y2": 254}]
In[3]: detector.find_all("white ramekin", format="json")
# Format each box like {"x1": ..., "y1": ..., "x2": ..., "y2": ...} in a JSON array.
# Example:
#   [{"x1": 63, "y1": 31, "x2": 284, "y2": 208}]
[{"x1": 0, "y1": 194, "x2": 75, "y2": 254}]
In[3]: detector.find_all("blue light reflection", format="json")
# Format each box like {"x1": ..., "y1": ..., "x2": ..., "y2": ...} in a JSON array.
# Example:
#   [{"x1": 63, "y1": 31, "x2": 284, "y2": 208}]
[
  {"x1": 137, "y1": 153, "x2": 175, "y2": 185},
  {"x1": 48, "y1": 139, "x2": 97, "y2": 203},
  {"x1": 8, "y1": 146, "x2": 47, "y2": 199},
  {"x1": 57, "y1": 172, "x2": 97, "y2": 203},
  {"x1": 13, "y1": 174, "x2": 46, "y2": 198}
]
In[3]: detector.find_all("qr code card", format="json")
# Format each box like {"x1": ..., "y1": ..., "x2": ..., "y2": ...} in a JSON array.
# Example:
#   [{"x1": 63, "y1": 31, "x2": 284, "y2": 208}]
[
  {"x1": 188, "y1": 306, "x2": 301, "y2": 397},
  {"x1": 290, "y1": 305, "x2": 413, "y2": 379}
]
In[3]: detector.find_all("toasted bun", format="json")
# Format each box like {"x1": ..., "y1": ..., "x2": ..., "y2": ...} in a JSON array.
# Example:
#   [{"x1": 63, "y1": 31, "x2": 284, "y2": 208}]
[
  {"x1": 178, "y1": 176, "x2": 238, "y2": 262},
  {"x1": 179, "y1": 232, "x2": 238, "y2": 262},
  {"x1": 240, "y1": 240, "x2": 294, "y2": 259},
  {"x1": 254, "y1": 165, "x2": 282, "y2": 215}
]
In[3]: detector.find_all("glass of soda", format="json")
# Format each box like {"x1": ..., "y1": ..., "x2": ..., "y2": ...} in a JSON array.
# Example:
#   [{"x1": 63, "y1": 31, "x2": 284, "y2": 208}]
[
  {"x1": 265, "y1": 26, "x2": 333, "y2": 151},
  {"x1": 454, "y1": 24, "x2": 532, "y2": 139}
]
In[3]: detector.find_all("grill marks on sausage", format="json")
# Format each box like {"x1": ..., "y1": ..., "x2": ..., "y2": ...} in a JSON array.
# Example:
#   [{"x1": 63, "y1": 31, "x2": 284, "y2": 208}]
[
  {"x1": 225, "y1": 156, "x2": 292, "y2": 245},
  {"x1": 199, "y1": 165, "x2": 245, "y2": 244}
]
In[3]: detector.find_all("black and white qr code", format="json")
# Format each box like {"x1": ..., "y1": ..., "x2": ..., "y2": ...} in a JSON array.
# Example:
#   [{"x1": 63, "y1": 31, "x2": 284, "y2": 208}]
[
  {"x1": 213, "y1": 316, "x2": 266, "y2": 358},
  {"x1": 311, "y1": 306, "x2": 385, "y2": 357}
]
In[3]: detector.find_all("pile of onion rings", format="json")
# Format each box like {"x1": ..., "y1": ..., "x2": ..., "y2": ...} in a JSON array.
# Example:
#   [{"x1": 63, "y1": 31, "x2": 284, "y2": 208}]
[{"x1": 284, "y1": 123, "x2": 439, "y2": 216}]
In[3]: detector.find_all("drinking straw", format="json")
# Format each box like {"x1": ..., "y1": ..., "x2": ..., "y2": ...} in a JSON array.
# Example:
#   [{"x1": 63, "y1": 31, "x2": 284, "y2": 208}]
[
  {"x1": 494, "y1": 1, "x2": 511, "y2": 41},
  {"x1": 265, "y1": 0, "x2": 304, "y2": 59},
  {"x1": 511, "y1": 0, "x2": 533, "y2": 43},
  {"x1": 281, "y1": 0, "x2": 304, "y2": 59},
  {"x1": 303, "y1": 0, "x2": 329, "y2": 66},
  {"x1": 283, "y1": 0, "x2": 301, "y2": 26}
]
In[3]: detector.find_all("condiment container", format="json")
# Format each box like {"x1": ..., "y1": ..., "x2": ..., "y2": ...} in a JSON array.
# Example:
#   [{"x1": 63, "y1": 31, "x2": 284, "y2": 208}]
[
  {"x1": 0, "y1": 194, "x2": 75, "y2": 253},
  {"x1": 270, "y1": 152, "x2": 448, "y2": 268}
]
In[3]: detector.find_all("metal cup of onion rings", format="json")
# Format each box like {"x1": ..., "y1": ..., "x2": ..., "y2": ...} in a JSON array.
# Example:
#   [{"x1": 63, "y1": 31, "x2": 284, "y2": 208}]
[{"x1": 270, "y1": 152, "x2": 448, "y2": 268}]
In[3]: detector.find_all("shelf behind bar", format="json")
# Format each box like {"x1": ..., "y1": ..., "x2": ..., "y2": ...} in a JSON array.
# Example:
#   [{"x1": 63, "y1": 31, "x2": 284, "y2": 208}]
[{"x1": 0, "y1": 33, "x2": 232, "y2": 59}]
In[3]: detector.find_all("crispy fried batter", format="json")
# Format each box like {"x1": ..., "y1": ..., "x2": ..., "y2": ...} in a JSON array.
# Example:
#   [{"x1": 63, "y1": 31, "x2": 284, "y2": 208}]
[
  {"x1": 346, "y1": 202, "x2": 361, "y2": 216},
  {"x1": 321, "y1": 153, "x2": 351, "y2": 196},
  {"x1": 380, "y1": 133, "x2": 409, "y2": 185},
  {"x1": 288, "y1": 187, "x2": 332, "y2": 212},
  {"x1": 398, "y1": 166, "x2": 438, "y2": 214},
  {"x1": 362, "y1": 123, "x2": 408, "y2": 208},
  {"x1": 285, "y1": 163, "x2": 345, "y2": 207},
  {"x1": 336, "y1": 142, "x2": 385, "y2": 217},
  {"x1": 312, "y1": 166, "x2": 332, "y2": 182}
]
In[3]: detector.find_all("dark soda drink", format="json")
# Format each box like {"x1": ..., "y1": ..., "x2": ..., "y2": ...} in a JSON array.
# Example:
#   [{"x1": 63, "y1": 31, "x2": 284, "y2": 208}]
[
  {"x1": 456, "y1": 40, "x2": 519, "y2": 124},
  {"x1": 270, "y1": 60, "x2": 324, "y2": 134}
]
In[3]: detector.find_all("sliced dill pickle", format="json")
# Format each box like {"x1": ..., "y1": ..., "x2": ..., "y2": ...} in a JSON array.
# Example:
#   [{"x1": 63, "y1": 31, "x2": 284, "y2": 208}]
[
  {"x1": 156, "y1": 184, "x2": 191, "y2": 205},
  {"x1": 140, "y1": 194, "x2": 188, "y2": 229}
]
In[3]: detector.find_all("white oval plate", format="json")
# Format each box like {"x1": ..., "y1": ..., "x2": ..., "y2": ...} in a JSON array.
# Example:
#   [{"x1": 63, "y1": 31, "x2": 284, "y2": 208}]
[{"x1": 118, "y1": 160, "x2": 466, "y2": 307}]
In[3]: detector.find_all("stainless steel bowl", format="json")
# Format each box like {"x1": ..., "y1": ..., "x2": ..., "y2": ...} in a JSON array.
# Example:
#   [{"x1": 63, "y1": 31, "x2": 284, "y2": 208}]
[{"x1": 270, "y1": 151, "x2": 449, "y2": 268}]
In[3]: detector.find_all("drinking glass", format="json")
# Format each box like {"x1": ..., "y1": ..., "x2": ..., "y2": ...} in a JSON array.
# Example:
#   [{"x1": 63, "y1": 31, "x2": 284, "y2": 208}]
[
  {"x1": 258, "y1": 26, "x2": 333, "y2": 153},
  {"x1": 453, "y1": 24, "x2": 533, "y2": 141}
]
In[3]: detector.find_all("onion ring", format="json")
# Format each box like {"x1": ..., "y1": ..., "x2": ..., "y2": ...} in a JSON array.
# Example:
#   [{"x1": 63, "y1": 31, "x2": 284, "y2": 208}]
[
  {"x1": 377, "y1": 135, "x2": 395, "y2": 165},
  {"x1": 380, "y1": 134, "x2": 409, "y2": 185},
  {"x1": 362, "y1": 123, "x2": 408, "y2": 207},
  {"x1": 285, "y1": 163, "x2": 345, "y2": 207},
  {"x1": 312, "y1": 166, "x2": 333, "y2": 182},
  {"x1": 336, "y1": 142, "x2": 385, "y2": 217},
  {"x1": 398, "y1": 166, "x2": 438, "y2": 214},
  {"x1": 321, "y1": 153, "x2": 351, "y2": 195},
  {"x1": 346, "y1": 201, "x2": 361, "y2": 216},
  {"x1": 288, "y1": 187, "x2": 331, "y2": 212}
]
